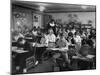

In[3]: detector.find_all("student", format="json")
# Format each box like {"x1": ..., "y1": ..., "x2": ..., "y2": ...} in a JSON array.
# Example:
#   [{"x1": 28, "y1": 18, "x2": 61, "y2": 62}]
[
  {"x1": 87, "y1": 35, "x2": 94, "y2": 48},
  {"x1": 71, "y1": 28, "x2": 76, "y2": 34},
  {"x1": 15, "y1": 38, "x2": 33, "y2": 73},
  {"x1": 46, "y1": 29, "x2": 56, "y2": 47},
  {"x1": 63, "y1": 29, "x2": 68, "y2": 39},
  {"x1": 56, "y1": 33, "x2": 70, "y2": 64},
  {"x1": 17, "y1": 37, "x2": 32, "y2": 51},
  {"x1": 39, "y1": 33, "x2": 47, "y2": 46},
  {"x1": 74, "y1": 32, "x2": 82, "y2": 50},
  {"x1": 56, "y1": 33, "x2": 67, "y2": 48},
  {"x1": 13, "y1": 31, "x2": 24, "y2": 42},
  {"x1": 32, "y1": 27, "x2": 37, "y2": 36},
  {"x1": 74, "y1": 32, "x2": 82, "y2": 45}
]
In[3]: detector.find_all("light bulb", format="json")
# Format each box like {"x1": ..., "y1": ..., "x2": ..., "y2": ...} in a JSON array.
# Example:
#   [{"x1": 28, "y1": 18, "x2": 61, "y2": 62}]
[
  {"x1": 81, "y1": 5, "x2": 87, "y2": 9},
  {"x1": 39, "y1": 6, "x2": 45, "y2": 11}
]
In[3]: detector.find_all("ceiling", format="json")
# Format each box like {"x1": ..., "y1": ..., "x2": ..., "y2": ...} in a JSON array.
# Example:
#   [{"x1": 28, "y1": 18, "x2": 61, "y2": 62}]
[{"x1": 12, "y1": 0, "x2": 96, "y2": 13}]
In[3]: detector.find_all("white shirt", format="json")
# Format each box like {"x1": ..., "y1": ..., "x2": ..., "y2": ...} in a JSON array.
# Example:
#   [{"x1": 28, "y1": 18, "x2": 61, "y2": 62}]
[
  {"x1": 32, "y1": 30, "x2": 37, "y2": 36},
  {"x1": 74, "y1": 35, "x2": 82, "y2": 43},
  {"x1": 71, "y1": 29, "x2": 76, "y2": 34},
  {"x1": 46, "y1": 34, "x2": 56, "y2": 43},
  {"x1": 50, "y1": 23, "x2": 55, "y2": 27}
]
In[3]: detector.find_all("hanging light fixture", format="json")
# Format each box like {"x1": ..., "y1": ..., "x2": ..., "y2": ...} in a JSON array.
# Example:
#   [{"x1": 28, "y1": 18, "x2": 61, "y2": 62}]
[
  {"x1": 81, "y1": 5, "x2": 88, "y2": 9},
  {"x1": 39, "y1": 6, "x2": 45, "y2": 12}
]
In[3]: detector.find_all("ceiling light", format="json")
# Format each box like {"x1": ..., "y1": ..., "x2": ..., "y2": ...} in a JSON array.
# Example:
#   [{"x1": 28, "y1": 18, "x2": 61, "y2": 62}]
[
  {"x1": 81, "y1": 5, "x2": 88, "y2": 9},
  {"x1": 39, "y1": 6, "x2": 45, "y2": 11}
]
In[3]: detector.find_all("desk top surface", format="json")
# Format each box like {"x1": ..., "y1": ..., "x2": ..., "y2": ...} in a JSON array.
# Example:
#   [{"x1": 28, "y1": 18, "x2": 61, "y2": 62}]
[{"x1": 12, "y1": 47, "x2": 29, "y2": 53}]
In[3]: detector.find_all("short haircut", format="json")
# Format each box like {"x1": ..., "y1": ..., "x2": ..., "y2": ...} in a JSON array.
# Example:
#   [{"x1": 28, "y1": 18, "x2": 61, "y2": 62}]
[{"x1": 17, "y1": 37, "x2": 24, "y2": 43}]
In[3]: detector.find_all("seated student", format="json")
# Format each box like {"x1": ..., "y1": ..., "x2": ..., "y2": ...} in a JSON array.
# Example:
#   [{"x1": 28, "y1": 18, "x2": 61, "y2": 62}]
[
  {"x1": 40, "y1": 35, "x2": 46, "y2": 44},
  {"x1": 71, "y1": 28, "x2": 76, "y2": 35},
  {"x1": 63, "y1": 29, "x2": 68, "y2": 39},
  {"x1": 67, "y1": 36, "x2": 75, "y2": 46},
  {"x1": 74, "y1": 32, "x2": 82, "y2": 44},
  {"x1": 17, "y1": 37, "x2": 33, "y2": 51},
  {"x1": 87, "y1": 35, "x2": 94, "y2": 48},
  {"x1": 15, "y1": 38, "x2": 33, "y2": 72},
  {"x1": 13, "y1": 31, "x2": 24, "y2": 42},
  {"x1": 81, "y1": 37, "x2": 87, "y2": 46},
  {"x1": 47, "y1": 29, "x2": 56, "y2": 42},
  {"x1": 32, "y1": 27, "x2": 38, "y2": 36},
  {"x1": 74, "y1": 32, "x2": 82, "y2": 51},
  {"x1": 36, "y1": 33, "x2": 47, "y2": 47},
  {"x1": 46, "y1": 29, "x2": 56, "y2": 47},
  {"x1": 56, "y1": 33, "x2": 67, "y2": 48},
  {"x1": 56, "y1": 29, "x2": 63, "y2": 40},
  {"x1": 67, "y1": 31, "x2": 75, "y2": 44},
  {"x1": 68, "y1": 31, "x2": 73, "y2": 38},
  {"x1": 56, "y1": 33, "x2": 70, "y2": 64},
  {"x1": 24, "y1": 29, "x2": 33, "y2": 38}
]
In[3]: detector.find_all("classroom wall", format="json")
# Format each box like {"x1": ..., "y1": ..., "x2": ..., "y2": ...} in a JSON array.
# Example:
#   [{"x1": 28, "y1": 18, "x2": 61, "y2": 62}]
[
  {"x1": 11, "y1": 5, "x2": 43, "y2": 32},
  {"x1": 48, "y1": 12, "x2": 96, "y2": 28},
  {"x1": 12, "y1": 5, "x2": 33, "y2": 31}
]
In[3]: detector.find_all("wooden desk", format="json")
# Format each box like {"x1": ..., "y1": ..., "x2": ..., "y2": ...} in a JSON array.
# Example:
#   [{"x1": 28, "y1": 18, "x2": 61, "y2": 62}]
[
  {"x1": 72, "y1": 55, "x2": 95, "y2": 61},
  {"x1": 12, "y1": 49, "x2": 29, "y2": 53},
  {"x1": 12, "y1": 47, "x2": 29, "y2": 53},
  {"x1": 72, "y1": 55, "x2": 95, "y2": 70},
  {"x1": 47, "y1": 48, "x2": 68, "y2": 52}
]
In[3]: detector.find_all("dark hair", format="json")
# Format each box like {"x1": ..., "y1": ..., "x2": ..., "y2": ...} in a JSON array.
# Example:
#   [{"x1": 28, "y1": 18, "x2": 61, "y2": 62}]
[
  {"x1": 50, "y1": 19, "x2": 55, "y2": 23},
  {"x1": 17, "y1": 37, "x2": 24, "y2": 43},
  {"x1": 59, "y1": 33, "x2": 63, "y2": 37},
  {"x1": 88, "y1": 35, "x2": 92, "y2": 39},
  {"x1": 68, "y1": 32, "x2": 73, "y2": 37}
]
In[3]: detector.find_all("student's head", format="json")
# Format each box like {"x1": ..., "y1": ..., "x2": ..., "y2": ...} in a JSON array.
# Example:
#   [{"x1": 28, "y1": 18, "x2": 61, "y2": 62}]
[
  {"x1": 63, "y1": 28, "x2": 66, "y2": 32},
  {"x1": 33, "y1": 26, "x2": 37, "y2": 31},
  {"x1": 74, "y1": 31, "x2": 79, "y2": 35},
  {"x1": 88, "y1": 35, "x2": 92, "y2": 39},
  {"x1": 79, "y1": 44, "x2": 90, "y2": 56},
  {"x1": 59, "y1": 33, "x2": 64, "y2": 39},
  {"x1": 68, "y1": 32, "x2": 73, "y2": 37},
  {"x1": 17, "y1": 37, "x2": 26, "y2": 45},
  {"x1": 12, "y1": 31, "x2": 19, "y2": 36},
  {"x1": 50, "y1": 19, "x2": 55, "y2": 23},
  {"x1": 48, "y1": 29, "x2": 54, "y2": 34},
  {"x1": 41, "y1": 33, "x2": 45, "y2": 38}
]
